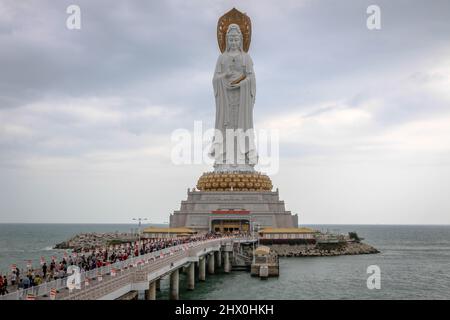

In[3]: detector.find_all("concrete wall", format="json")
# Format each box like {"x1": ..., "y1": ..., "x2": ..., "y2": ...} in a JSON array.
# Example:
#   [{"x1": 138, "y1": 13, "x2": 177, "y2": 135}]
[{"x1": 171, "y1": 190, "x2": 298, "y2": 230}]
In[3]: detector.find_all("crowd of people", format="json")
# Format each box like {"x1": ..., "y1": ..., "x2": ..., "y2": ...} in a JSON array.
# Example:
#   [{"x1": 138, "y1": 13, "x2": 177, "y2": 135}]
[{"x1": 0, "y1": 232, "x2": 227, "y2": 296}]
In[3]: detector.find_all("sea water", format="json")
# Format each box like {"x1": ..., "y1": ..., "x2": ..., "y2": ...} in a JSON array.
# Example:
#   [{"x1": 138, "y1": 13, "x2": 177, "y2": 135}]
[{"x1": 1, "y1": 224, "x2": 449, "y2": 299}]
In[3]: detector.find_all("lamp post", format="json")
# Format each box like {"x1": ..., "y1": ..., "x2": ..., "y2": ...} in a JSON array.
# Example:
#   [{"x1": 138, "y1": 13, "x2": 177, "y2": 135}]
[
  {"x1": 132, "y1": 218, "x2": 148, "y2": 257},
  {"x1": 252, "y1": 222, "x2": 260, "y2": 264},
  {"x1": 164, "y1": 221, "x2": 171, "y2": 240},
  {"x1": 256, "y1": 223, "x2": 260, "y2": 248}
]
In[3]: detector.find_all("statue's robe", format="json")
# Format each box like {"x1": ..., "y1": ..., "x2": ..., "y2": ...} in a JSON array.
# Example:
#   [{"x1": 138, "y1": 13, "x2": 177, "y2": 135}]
[{"x1": 211, "y1": 51, "x2": 257, "y2": 167}]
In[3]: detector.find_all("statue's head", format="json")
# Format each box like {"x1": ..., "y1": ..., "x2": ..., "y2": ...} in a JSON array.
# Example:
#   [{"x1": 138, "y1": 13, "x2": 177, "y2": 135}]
[{"x1": 226, "y1": 24, "x2": 243, "y2": 51}]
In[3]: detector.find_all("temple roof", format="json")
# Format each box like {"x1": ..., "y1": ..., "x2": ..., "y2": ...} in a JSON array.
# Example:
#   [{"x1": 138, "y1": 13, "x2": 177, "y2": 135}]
[{"x1": 259, "y1": 227, "x2": 316, "y2": 234}]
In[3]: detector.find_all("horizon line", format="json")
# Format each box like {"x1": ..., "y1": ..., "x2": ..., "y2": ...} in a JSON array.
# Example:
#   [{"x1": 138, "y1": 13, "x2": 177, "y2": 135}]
[{"x1": 0, "y1": 222, "x2": 449, "y2": 226}]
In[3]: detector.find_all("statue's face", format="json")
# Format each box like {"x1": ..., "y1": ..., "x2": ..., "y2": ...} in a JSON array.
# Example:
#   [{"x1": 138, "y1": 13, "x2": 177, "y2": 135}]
[{"x1": 227, "y1": 34, "x2": 241, "y2": 50}]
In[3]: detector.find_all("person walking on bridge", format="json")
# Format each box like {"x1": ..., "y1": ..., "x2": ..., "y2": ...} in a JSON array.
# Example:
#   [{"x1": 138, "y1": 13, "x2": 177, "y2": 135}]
[
  {"x1": 22, "y1": 276, "x2": 30, "y2": 289},
  {"x1": 2, "y1": 275, "x2": 8, "y2": 294},
  {"x1": 11, "y1": 271, "x2": 17, "y2": 287},
  {"x1": 42, "y1": 262, "x2": 47, "y2": 279}
]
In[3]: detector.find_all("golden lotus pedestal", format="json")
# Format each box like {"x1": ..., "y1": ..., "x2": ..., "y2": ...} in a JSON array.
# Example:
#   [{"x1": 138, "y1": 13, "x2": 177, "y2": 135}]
[{"x1": 196, "y1": 171, "x2": 273, "y2": 192}]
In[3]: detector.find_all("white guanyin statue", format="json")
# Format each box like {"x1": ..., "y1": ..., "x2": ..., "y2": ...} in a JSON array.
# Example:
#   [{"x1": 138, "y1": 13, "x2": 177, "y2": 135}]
[
  {"x1": 195, "y1": 9, "x2": 274, "y2": 192},
  {"x1": 210, "y1": 23, "x2": 258, "y2": 172}
]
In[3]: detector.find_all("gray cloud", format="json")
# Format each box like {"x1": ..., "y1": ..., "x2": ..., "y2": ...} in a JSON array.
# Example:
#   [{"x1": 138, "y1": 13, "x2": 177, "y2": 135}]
[{"x1": 1, "y1": 0, "x2": 450, "y2": 223}]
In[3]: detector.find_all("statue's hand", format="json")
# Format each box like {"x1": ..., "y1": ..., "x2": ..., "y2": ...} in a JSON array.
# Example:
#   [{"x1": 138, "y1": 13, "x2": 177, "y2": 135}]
[
  {"x1": 231, "y1": 74, "x2": 246, "y2": 84},
  {"x1": 230, "y1": 75, "x2": 246, "y2": 87}
]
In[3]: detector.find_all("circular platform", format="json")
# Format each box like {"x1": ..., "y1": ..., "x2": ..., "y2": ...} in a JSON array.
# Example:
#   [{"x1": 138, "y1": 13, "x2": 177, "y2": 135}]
[{"x1": 196, "y1": 171, "x2": 273, "y2": 192}]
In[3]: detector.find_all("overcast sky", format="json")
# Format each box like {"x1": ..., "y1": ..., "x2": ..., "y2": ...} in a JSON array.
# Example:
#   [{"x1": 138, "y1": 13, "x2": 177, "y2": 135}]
[{"x1": 1, "y1": 0, "x2": 450, "y2": 224}]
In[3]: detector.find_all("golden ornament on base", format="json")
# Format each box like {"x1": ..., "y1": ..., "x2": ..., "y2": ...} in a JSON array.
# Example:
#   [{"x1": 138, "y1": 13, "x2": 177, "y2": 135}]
[{"x1": 196, "y1": 171, "x2": 272, "y2": 192}]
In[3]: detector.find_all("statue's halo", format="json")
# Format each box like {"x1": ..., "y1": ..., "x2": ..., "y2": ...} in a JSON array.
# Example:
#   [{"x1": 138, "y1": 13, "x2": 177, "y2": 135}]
[{"x1": 217, "y1": 8, "x2": 252, "y2": 53}]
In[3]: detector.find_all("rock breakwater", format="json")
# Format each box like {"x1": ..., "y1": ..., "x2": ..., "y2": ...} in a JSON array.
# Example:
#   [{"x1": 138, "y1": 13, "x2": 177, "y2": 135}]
[
  {"x1": 54, "y1": 232, "x2": 136, "y2": 251},
  {"x1": 268, "y1": 242, "x2": 379, "y2": 257}
]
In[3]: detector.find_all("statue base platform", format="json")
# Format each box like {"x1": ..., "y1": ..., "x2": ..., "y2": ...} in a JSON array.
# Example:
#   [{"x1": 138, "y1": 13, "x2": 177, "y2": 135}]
[
  {"x1": 170, "y1": 185, "x2": 298, "y2": 232},
  {"x1": 170, "y1": 168, "x2": 298, "y2": 232},
  {"x1": 213, "y1": 163, "x2": 256, "y2": 172}
]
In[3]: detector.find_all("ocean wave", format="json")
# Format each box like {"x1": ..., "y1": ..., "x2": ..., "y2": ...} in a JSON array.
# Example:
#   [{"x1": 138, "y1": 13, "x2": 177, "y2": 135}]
[{"x1": 42, "y1": 246, "x2": 54, "y2": 251}]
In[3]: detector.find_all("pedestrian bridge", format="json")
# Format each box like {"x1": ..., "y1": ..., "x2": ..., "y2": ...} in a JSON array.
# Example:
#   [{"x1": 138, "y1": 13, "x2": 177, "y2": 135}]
[{"x1": 1, "y1": 237, "x2": 255, "y2": 300}]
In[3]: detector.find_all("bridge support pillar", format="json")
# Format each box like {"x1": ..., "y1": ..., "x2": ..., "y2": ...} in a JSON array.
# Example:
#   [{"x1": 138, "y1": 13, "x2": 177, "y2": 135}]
[
  {"x1": 215, "y1": 250, "x2": 222, "y2": 268},
  {"x1": 187, "y1": 262, "x2": 195, "y2": 290},
  {"x1": 147, "y1": 281, "x2": 156, "y2": 300},
  {"x1": 208, "y1": 253, "x2": 215, "y2": 274},
  {"x1": 199, "y1": 257, "x2": 206, "y2": 281},
  {"x1": 156, "y1": 278, "x2": 161, "y2": 291},
  {"x1": 169, "y1": 269, "x2": 179, "y2": 300},
  {"x1": 224, "y1": 251, "x2": 230, "y2": 273}
]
